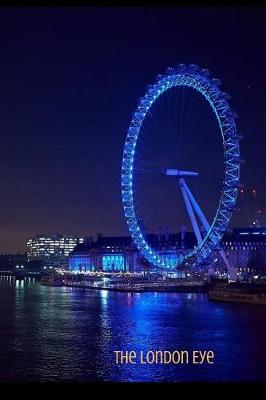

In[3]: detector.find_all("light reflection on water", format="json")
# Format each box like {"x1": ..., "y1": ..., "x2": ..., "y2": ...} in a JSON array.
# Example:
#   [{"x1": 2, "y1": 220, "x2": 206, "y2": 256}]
[{"x1": 0, "y1": 279, "x2": 266, "y2": 382}]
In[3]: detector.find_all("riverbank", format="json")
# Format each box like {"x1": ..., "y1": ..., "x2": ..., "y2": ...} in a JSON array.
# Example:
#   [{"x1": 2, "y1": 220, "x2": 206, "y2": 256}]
[{"x1": 63, "y1": 279, "x2": 207, "y2": 293}]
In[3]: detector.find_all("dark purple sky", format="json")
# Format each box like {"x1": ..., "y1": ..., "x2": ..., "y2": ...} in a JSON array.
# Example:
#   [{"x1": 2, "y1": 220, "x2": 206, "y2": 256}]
[{"x1": 0, "y1": 7, "x2": 265, "y2": 252}]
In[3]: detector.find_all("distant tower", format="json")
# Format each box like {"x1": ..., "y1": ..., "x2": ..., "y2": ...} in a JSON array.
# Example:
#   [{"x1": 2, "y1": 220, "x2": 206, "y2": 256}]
[{"x1": 251, "y1": 188, "x2": 262, "y2": 228}]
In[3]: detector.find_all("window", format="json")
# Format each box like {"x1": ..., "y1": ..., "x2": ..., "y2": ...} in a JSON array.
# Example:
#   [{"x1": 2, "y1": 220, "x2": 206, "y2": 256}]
[{"x1": 102, "y1": 255, "x2": 127, "y2": 272}]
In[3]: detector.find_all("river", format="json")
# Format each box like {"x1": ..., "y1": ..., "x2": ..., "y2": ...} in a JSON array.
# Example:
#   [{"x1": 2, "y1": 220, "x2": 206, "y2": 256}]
[{"x1": 0, "y1": 277, "x2": 266, "y2": 382}]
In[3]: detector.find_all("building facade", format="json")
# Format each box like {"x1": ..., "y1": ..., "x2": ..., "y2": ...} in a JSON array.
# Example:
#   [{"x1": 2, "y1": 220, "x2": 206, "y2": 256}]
[
  {"x1": 68, "y1": 228, "x2": 266, "y2": 276},
  {"x1": 69, "y1": 236, "x2": 144, "y2": 273},
  {"x1": 27, "y1": 234, "x2": 83, "y2": 269},
  {"x1": 217, "y1": 227, "x2": 266, "y2": 274},
  {"x1": 68, "y1": 232, "x2": 201, "y2": 274}
]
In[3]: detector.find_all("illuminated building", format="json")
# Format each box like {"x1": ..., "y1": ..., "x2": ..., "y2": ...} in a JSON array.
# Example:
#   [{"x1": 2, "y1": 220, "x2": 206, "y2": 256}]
[
  {"x1": 68, "y1": 245, "x2": 92, "y2": 272},
  {"x1": 69, "y1": 228, "x2": 266, "y2": 277},
  {"x1": 69, "y1": 233, "x2": 197, "y2": 273},
  {"x1": 216, "y1": 227, "x2": 266, "y2": 276},
  {"x1": 27, "y1": 234, "x2": 83, "y2": 269},
  {"x1": 69, "y1": 236, "x2": 142, "y2": 273}
]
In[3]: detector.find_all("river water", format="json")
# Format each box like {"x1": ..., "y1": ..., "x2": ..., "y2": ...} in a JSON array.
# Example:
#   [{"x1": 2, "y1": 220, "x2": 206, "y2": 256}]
[{"x1": 0, "y1": 277, "x2": 266, "y2": 382}]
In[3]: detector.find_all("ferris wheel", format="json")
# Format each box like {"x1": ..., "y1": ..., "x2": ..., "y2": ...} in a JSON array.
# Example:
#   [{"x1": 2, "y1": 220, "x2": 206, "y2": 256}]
[{"x1": 121, "y1": 64, "x2": 241, "y2": 276}]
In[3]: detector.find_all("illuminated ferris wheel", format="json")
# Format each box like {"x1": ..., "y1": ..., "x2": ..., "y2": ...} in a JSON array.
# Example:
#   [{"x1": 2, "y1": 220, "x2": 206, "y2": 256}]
[{"x1": 121, "y1": 64, "x2": 241, "y2": 274}]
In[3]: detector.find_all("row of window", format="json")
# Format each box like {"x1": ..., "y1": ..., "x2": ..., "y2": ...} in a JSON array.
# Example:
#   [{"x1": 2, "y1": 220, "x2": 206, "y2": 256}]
[
  {"x1": 225, "y1": 246, "x2": 266, "y2": 251},
  {"x1": 224, "y1": 242, "x2": 266, "y2": 246}
]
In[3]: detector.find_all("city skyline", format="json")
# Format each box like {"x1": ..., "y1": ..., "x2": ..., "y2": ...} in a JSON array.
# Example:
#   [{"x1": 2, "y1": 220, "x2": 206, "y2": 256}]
[{"x1": 0, "y1": 7, "x2": 266, "y2": 253}]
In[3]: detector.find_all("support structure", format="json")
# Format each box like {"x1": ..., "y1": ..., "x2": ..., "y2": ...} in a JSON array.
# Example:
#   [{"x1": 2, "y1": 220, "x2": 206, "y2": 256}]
[{"x1": 166, "y1": 169, "x2": 238, "y2": 281}]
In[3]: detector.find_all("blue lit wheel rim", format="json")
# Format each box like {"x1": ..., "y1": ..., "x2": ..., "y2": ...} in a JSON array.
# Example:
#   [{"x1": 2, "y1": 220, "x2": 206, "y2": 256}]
[{"x1": 121, "y1": 64, "x2": 240, "y2": 269}]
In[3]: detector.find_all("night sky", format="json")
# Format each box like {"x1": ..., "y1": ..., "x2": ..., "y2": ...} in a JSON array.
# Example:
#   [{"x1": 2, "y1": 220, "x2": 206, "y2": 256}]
[{"x1": 0, "y1": 6, "x2": 266, "y2": 253}]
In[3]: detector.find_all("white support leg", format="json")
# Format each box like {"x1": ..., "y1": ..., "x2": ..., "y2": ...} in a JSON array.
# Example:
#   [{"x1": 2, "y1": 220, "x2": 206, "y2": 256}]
[
  {"x1": 180, "y1": 178, "x2": 238, "y2": 281},
  {"x1": 179, "y1": 178, "x2": 202, "y2": 245},
  {"x1": 181, "y1": 180, "x2": 210, "y2": 232}
]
